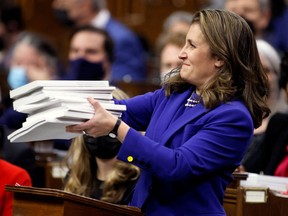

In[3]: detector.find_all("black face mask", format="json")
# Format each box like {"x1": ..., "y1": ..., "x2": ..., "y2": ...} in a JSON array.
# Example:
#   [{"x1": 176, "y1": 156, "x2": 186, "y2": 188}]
[
  {"x1": 84, "y1": 135, "x2": 121, "y2": 159},
  {"x1": 53, "y1": 9, "x2": 75, "y2": 27},
  {"x1": 64, "y1": 58, "x2": 106, "y2": 80}
]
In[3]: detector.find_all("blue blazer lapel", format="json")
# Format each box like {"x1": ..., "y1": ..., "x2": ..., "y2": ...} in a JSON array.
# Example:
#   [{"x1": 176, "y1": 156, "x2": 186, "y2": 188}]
[{"x1": 160, "y1": 104, "x2": 208, "y2": 145}]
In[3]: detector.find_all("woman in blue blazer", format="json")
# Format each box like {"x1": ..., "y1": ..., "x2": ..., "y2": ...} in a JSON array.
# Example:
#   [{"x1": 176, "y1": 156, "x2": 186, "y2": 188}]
[{"x1": 67, "y1": 9, "x2": 270, "y2": 215}]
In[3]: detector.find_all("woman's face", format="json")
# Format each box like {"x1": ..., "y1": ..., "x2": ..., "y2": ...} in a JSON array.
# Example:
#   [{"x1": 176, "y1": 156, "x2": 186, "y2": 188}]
[
  {"x1": 179, "y1": 23, "x2": 221, "y2": 90},
  {"x1": 11, "y1": 43, "x2": 54, "y2": 81}
]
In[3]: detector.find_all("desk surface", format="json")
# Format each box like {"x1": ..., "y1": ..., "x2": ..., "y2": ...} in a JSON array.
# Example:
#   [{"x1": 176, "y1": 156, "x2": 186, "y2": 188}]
[{"x1": 6, "y1": 185, "x2": 144, "y2": 216}]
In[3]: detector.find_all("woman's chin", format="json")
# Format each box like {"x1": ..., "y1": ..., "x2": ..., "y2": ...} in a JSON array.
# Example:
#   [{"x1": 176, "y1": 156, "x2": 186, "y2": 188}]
[{"x1": 179, "y1": 70, "x2": 187, "y2": 80}]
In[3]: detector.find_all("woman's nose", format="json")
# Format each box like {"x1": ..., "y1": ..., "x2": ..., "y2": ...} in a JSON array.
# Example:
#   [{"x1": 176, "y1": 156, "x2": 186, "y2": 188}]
[{"x1": 178, "y1": 48, "x2": 187, "y2": 60}]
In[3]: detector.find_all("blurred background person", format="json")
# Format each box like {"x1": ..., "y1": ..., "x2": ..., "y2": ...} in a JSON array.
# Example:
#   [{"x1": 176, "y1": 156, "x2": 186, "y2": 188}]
[
  {"x1": 240, "y1": 52, "x2": 288, "y2": 177},
  {"x1": 63, "y1": 88, "x2": 140, "y2": 204},
  {"x1": 52, "y1": 0, "x2": 147, "y2": 83},
  {"x1": 1, "y1": 124, "x2": 38, "y2": 187},
  {"x1": 0, "y1": 125, "x2": 32, "y2": 216},
  {"x1": 62, "y1": 25, "x2": 114, "y2": 81},
  {"x1": 225, "y1": 0, "x2": 271, "y2": 39},
  {"x1": 203, "y1": 0, "x2": 225, "y2": 9},
  {"x1": 0, "y1": 32, "x2": 59, "y2": 187},
  {"x1": 161, "y1": 10, "x2": 193, "y2": 35},
  {"x1": 255, "y1": 39, "x2": 287, "y2": 129},
  {"x1": 239, "y1": 39, "x2": 287, "y2": 173},
  {"x1": 0, "y1": 31, "x2": 59, "y2": 130},
  {"x1": 273, "y1": 52, "x2": 288, "y2": 177},
  {"x1": 0, "y1": 5, "x2": 25, "y2": 111},
  {"x1": 224, "y1": 0, "x2": 288, "y2": 54},
  {"x1": 149, "y1": 11, "x2": 192, "y2": 84},
  {"x1": 154, "y1": 32, "x2": 186, "y2": 83},
  {"x1": 53, "y1": 25, "x2": 115, "y2": 151}
]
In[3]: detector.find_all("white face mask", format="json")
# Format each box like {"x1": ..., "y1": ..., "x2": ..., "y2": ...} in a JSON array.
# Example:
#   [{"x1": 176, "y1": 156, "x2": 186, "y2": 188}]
[{"x1": 8, "y1": 66, "x2": 28, "y2": 89}]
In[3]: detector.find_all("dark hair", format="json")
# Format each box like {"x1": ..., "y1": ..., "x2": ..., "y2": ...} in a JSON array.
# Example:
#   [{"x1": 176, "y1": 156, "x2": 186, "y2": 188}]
[
  {"x1": 279, "y1": 52, "x2": 288, "y2": 89},
  {"x1": 0, "y1": 6, "x2": 24, "y2": 32},
  {"x1": 270, "y1": 0, "x2": 286, "y2": 18},
  {"x1": 70, "y1": 25, "x2": 115, "y2": 63}
]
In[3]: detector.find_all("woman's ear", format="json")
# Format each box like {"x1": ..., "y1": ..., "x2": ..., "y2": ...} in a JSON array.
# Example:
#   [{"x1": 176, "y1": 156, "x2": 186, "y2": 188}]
[{"x1": 215, "y1": 57, "x2": 224, "y2": 68}]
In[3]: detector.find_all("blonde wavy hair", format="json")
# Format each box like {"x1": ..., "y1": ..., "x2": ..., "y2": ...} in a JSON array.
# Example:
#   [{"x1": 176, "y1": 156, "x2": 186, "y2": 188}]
[{"x1": 63, "y1": 88, "x2": 140, "y2": 203}]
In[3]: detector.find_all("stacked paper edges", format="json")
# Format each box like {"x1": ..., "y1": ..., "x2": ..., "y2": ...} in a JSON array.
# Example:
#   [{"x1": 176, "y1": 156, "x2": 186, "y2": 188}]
[{"x1": 7, "y1": 80, "x2": 126, "y2": 142}]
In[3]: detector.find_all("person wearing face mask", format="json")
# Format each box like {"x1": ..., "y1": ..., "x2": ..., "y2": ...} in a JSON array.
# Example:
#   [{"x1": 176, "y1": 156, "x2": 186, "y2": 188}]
[
  {"x1": 52, "y1": 25, "x2": 115, "y2": 151},
  {"x1": 7, "y1": 32, "x2": 58, "y2": 89},
  {"x1": 224, "y1": 0, "x2": 288, "y2": 54},
  {"x1": 0, "y1": 32, "x2": 59, "y2": 187},
  {"x1": 52, "y1": 0, "x2": 75, "y2": 27},
  {"x1": 61, "y1": 25, "x2": 114, "y2": 81},
  {"x1": 0, "y1": 31, "x2": 59, "y2": 130},
  {"x1": 7, "y1": 66, "x2": 28, "y2": 90},
  {"x1": 52, "y1": 0, "x2": 147, "y2": 83},
  {"x1": 63, "y1": 88, "x2": 140, "y2": 204}
]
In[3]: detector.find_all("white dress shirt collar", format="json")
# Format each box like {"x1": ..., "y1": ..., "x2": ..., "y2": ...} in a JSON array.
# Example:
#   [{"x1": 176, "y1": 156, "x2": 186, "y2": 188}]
[{"x1": 91, "y1": 9, "x2": 111, "y2": 28}]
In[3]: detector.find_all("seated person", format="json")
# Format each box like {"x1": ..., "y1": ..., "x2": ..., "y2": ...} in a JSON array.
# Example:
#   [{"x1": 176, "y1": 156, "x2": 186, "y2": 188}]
[
  {"x1": 54, "y1": 25, "x2": 115, "y2": 150},
  {"x1": 63, "y1": 88, "x2": 140, "y2": 204},
  {"x1": 0, "y1": 126, "x2": 32, "y2": 216},
  {"x1": 1, "y1": 126, "x2": 39, "y2": 187},
  {"x1": 0, "y1": 31, "x2": 59, "y2": 129},
  {"x1": 155, "y1": 32, "x2": 186, "y2": 83},
  {"x1": 62, "y1": 25, "x2": 114, "y2": 81},
  {"x1": 52, "y1": 0, "x2": 147, "y2": 82},
  {"x1": 239, "y1": 39, "x2": 284, "y2": 173},
  {"x1": 0, "y1": 32, "x2": 60, "y2": 187},
  {"x1": 162, "y1": 11, "x2": 193, "y2": 35},
  {"x1": 256, "y1": 52, "x2": 288, "y2": 177}
]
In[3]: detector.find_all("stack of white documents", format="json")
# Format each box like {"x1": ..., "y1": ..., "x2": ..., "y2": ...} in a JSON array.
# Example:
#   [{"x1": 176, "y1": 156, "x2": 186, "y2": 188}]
[{"x1": 8, "y1": 80, "x2": 126, "y2": 142}]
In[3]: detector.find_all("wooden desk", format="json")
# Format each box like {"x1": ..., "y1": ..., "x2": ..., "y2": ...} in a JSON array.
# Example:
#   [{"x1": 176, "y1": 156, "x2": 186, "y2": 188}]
[
  {"x1": 7, "y1": 173, "x2": 288, "y2": 216},
  {"x1": 6, "y1": 185, "x2": 144, "y2": 216},
  {"x1": 223, "y1": 172, "x2": 247, "y2": 216},
  {"x1": 223, "y1": 172, "x2": 288, "y2": 216},
  {"x1": 33, "y1": 151, "x2": 65, "y2": 189}
]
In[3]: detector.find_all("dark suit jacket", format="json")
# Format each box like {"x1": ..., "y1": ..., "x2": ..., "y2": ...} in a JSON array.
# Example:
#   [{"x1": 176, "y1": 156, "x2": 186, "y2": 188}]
[
  {"x1": 1, "y1": 126, "x2": 41, "y2": 187},
  {"x1": 105, "y1": 17, "x2": 147, "y2": 82},
  {"x1": 116, "y1": 87, "x2": 253, "y2": 215},
  {"x1": 242, "y1": 113, "x2": 288, "y2": 175}
]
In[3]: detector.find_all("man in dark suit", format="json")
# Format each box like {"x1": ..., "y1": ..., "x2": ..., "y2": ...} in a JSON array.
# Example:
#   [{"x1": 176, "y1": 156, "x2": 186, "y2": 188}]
[{"x1": 52, "y1": 0, "x2": 147, "y2": 83}]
